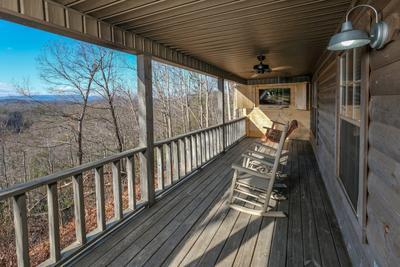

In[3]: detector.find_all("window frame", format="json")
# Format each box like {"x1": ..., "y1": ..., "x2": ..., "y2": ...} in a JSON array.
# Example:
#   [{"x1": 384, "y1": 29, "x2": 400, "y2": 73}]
[{"x1": 335, "y1": 47, "x2": 369, "y2": 242}]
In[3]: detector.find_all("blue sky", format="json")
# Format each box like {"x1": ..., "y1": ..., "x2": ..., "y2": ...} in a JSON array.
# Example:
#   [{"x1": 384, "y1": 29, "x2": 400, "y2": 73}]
[{"x1": 0, "y1": 19, "x2": 136, "y2": 96}]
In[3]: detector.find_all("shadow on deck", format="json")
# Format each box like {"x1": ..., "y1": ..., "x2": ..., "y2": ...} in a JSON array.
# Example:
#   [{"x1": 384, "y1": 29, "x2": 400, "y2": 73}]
[{"x1": 68, "y1": 138, "x2": 351, "y2": 267}]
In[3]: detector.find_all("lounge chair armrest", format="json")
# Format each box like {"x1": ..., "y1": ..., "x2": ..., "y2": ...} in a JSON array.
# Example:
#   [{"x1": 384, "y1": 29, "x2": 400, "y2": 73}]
[
  {"x1": 231, "y1": 164, "x2": 270, "y2": 179},
  {"x1": 241, "y1": 153, "x2": 274, "y2": 167}
]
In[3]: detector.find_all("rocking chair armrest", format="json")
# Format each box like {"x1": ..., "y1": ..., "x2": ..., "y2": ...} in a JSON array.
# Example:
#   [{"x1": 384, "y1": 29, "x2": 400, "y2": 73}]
[
  {"x1": 231, "y1": 164, "x2": 271, "y2": 179},
  {"x1": 254, "y1": 141, "x2": 277, "y2": 151},
  {"x1": 270, "y1": 120, "x2": 286, "y2": 125},
  {"x1": 246, "y1": 150, "x2": 275, "y2": 160},
  {"x1": 250, "y1": 148, "x2": 289, "y2": 158},
  {"x1": 241, "y1": 153, "x2": 274, "y2": 167}
]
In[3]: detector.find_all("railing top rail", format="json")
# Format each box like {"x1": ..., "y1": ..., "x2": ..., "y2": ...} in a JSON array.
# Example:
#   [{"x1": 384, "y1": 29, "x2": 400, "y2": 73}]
[
  {"x1": 0, "y1": 146, "x2": 146, "y2": 201},
  {"x1": 154, "y1": 117, "x2": 246, "y2": 146}
]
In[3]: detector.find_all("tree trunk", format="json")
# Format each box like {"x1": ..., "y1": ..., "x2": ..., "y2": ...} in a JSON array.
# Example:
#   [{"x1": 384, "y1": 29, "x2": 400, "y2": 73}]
[
  {"x1": 77, "y1": 116, "x2": 84, "y2": 165},
  {"x1": 205, "y1": 80, "x2": 209, "y2": 128},
  {"x1": 22, "y1": 151, "x2": 28, "y2": 182},
  {"x1": 199, "y1": 81, "x2": 203, "y2": 128},
  {"x1": 0, "y1": 141, "x2": 8, "y2": 188},
  {"x1": 108, "y1": 97, "x2": 123, "y2": 152}
]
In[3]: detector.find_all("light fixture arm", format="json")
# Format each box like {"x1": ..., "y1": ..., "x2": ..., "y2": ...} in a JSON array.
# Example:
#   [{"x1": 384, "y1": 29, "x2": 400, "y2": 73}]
[{"x1": 346, "y1": 4, "x2": 379, "y2": 23}]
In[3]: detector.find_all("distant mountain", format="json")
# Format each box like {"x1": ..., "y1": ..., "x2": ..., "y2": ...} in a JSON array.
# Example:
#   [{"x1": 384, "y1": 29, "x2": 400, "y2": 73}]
[{"x1": 0, "y1": 95, "x2": 102, "y2": 103}]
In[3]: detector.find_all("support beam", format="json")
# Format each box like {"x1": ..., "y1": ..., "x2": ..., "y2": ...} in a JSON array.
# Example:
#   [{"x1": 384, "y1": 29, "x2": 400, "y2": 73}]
[
  {"x1": 47, "y1": 183, "x2": 61, "y2": 263},
  {"x1": 12, "y1": 194, "x2": 29, "y2": 267},
  {"x1": 218, "y1": 77, "x2": 226, "y2": 152},
  {"x1": 137, "y1": 53, "x2": 155, "y2": 206}
]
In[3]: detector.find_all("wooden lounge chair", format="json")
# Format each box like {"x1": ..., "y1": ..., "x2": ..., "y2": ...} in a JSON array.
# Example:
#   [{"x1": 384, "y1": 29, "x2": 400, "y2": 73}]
[{"x1": 228, "y1": 124, "x2": 288, "y2": 217}]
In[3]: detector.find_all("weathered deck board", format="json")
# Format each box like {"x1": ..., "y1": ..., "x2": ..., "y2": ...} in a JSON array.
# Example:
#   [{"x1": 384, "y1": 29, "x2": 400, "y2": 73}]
[{"x1": 69, "y1": 139, "x2": 351, "y2": 267}]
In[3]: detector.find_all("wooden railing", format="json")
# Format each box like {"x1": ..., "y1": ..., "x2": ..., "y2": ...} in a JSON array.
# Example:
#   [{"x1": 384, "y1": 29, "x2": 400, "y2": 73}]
[
  {"x1": 153, "y1": 117, "x2": 246, "y2": 192},
  {"x1": 0, "y1": 117, "x2": 246, "y2": 267}
]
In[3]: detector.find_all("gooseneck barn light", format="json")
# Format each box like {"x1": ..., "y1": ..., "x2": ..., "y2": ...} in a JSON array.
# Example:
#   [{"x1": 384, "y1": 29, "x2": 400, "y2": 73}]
[{"x1": 328, "y1": 4, "x2": 388, "y2": 51}]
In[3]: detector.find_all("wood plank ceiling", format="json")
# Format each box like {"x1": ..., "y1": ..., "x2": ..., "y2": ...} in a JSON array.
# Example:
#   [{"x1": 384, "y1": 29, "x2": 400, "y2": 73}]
[{"x1": 54, "y1": 0, "x2": 353, "y2": 80}]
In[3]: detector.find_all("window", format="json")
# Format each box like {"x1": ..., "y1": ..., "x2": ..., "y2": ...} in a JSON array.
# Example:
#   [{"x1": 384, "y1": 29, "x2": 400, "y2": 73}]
[
  {"x1": 259, "y1": 88, "x2": 290, "y2": 105},
  {"x1": 340, "y1": 48, "x2": 361, "y2": 123},
  {"x1": 337, "y1": 48, "x2": 362, "y2": 211}
]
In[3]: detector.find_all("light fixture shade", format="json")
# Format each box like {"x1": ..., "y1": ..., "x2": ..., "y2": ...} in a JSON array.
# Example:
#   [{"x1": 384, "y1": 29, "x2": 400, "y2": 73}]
[{"x1": 327, "y1": 21, "x2": 371, "y2": 51}]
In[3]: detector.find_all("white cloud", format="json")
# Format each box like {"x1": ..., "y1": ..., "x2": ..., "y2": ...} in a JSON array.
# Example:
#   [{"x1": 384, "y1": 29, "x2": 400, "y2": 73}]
[{"x1": 0, "y1": 81, "x2": 15, "y2": 96}]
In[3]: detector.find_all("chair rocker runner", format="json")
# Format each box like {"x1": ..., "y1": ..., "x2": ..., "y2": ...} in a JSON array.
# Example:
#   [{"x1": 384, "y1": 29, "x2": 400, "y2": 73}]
[{"x1": 228, "y1": 124, "x2": 289, "y2": 217}]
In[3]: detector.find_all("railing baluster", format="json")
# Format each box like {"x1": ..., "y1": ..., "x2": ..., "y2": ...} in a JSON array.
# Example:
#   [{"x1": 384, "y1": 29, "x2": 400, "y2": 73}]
[
  {"x1": 205, "y1": 131, "x2": 209, "y2": 161},
  {"x1": 178, "y1": 139, "x2": 185, "y2": 177},
  {"x1": 112, "y1": 160, "x2": 122, "y2": 220},
  {"x1": 126, "y1": 157, "x2": 136, "y2": 211},
  {"x1": 209, "y1": 131, "x2": 212, "y2": 159},
  {"x1": 156, "y1": 146, "x2": 164, "y2": 191},
  {"x1": 197, "y1": 134, "x2": 201, "y2": 166},
  {"x1": 230, "y1": 124, "x2": 233, "y2": 145},
  {"x1": 215, "y1": 128, "x2": 220, "y2": 153},
  {"x1": 211, "y1": 129, "x2": 215, "y2": 156},
  {"x1": 163, "y1": 143, "x2": 172, "y2": 187},
  {"x1": 216, "y1": 128, "x2": 219, "y2": 153},
  {"x1": 213, "y1": 129, "x2": 216, "y2": 157},
  {"x1": 218, "y1": 127, "x2": 221, "y2": 153},
  {"x1": 219, "y1": 126, "x2": 223, "y2": 152},
  {"x1": 200, "y1": 132, "x2": 205, "y2": 164},
  {"x1": 186, "y1": 137, "x2": 192, "y2": 173},
  {"x1": 47, "y1": 182, "x2": 61, "y2": 263},
  {"x1": 172, "y1": 141, "x2": 179, "y2": 182},
  {"x1": 205, "y1": 131, "x2": 208, "y2": 162},
  {"x1": 13, "y1": 193, "x2": 29, "y2": 267},
  {"x1": 95, "y1": 166, "x2": 106, "y2": 230},
  {"x1": 72, "y1": 174, "x2": 86, "y2": 245},
  {"x1": 191, "y1": 135, "x2": 196, "y2": 169},
  {"x1": 209, "y1": 130, "x2": 212, "y2": 158}
]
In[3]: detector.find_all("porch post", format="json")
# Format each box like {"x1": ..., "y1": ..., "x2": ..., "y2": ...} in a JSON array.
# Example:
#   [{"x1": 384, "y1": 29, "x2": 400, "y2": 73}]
[
  {"x1": 137, "y1": 53, "x2": 155, "y2": 206},
  {"x1": 218, "y1": 78, "x2": 226, "y2": 152}
]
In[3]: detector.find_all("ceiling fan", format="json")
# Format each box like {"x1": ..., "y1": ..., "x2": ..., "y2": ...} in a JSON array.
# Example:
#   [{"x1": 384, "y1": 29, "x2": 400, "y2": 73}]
[{"x1": 249, "y1": 54, "x2": 292, "y2": 78}]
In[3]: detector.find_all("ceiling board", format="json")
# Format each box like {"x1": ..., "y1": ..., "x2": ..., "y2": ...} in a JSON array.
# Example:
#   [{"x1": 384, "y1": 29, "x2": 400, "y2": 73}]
[{"x1": 53, "y1": 0, "x2": 353, "y2": 79}]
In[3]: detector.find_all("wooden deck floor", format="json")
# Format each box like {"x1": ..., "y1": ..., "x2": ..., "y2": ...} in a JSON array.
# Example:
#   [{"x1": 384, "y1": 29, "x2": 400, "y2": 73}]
[{"x1": 69, "y1": 138, "x2": 351, "y2": 267}]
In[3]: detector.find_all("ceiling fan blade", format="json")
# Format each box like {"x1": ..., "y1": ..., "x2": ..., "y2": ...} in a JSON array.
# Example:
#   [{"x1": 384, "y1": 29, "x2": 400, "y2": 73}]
[
  {"x1": 251, "y1": 73, "x2": 259, "y2": 78},
  {"x1": 271, "y1": 66, "x2": 293, "y2": 71}
]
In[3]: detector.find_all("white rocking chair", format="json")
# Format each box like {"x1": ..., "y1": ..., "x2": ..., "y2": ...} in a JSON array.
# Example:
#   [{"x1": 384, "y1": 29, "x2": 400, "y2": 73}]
[{"x1": 228, "y1": 124, "x2": 288, "y2": 217}]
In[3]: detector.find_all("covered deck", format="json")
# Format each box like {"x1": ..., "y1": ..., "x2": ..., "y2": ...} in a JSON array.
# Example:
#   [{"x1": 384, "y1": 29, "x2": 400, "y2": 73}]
[{"x1": 67, "y1": 138, "x2": 351, "y2": 267}]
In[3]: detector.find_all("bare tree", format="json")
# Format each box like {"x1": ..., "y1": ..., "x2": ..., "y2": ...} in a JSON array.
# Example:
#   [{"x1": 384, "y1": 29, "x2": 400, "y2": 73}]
[
  {"x1": 37, "y1": 42, "x2": 100, "y2": 164},
  {"x1": 93, "y1": 48, "x2": 125, "y2": 152}
]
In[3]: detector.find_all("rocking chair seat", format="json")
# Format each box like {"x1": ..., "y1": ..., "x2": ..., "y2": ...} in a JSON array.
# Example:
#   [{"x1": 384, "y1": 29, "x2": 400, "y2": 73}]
[{"x1": 236, "y1": 175, "x2": 271, "y2": 192}]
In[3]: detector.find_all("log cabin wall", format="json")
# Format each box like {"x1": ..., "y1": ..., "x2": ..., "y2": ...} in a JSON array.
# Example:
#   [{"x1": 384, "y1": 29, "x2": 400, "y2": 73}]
[
  {"x1": 236, "y1": 82, "x2": 310, "y2": 140},
  {"x1": 311, "y1": 0, "x2": 400, "y2": 266}
]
